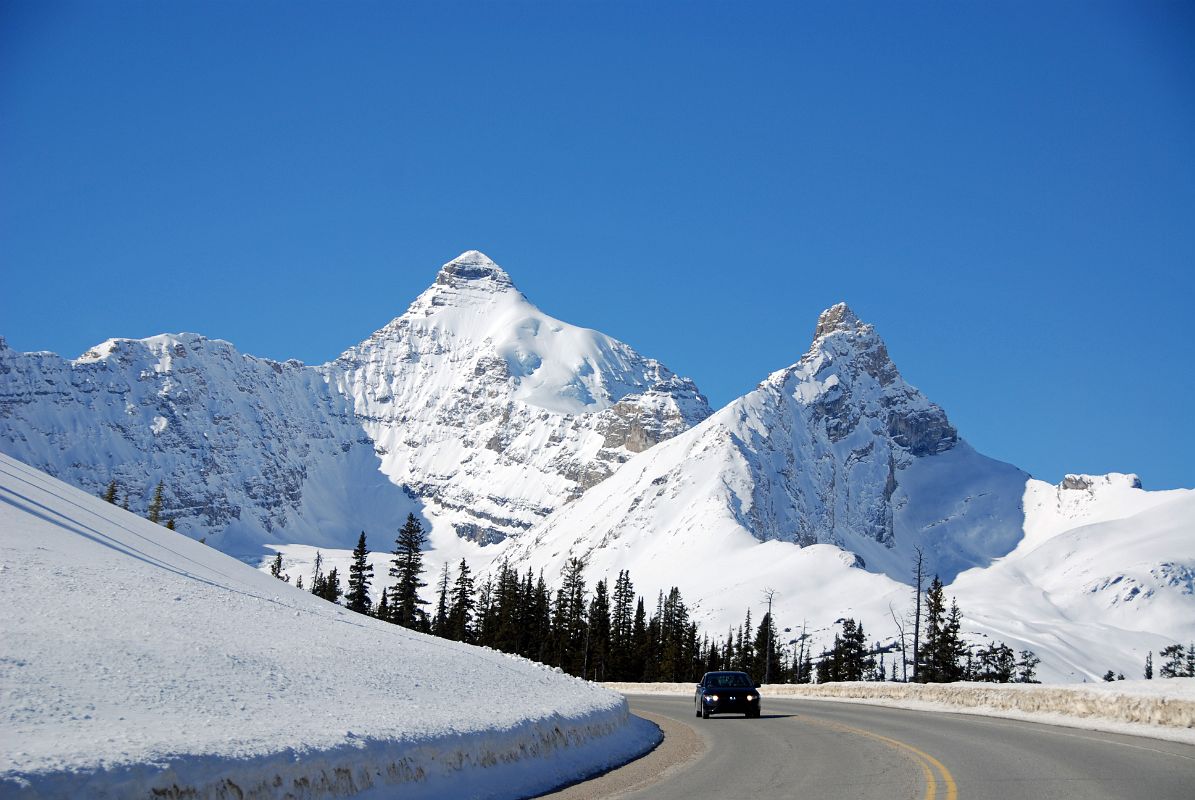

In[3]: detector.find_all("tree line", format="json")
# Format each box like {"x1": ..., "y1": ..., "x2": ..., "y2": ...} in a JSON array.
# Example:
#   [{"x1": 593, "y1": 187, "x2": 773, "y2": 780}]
[{"x1": 102, "y1": 479, "x2": 176, "y2": 531}]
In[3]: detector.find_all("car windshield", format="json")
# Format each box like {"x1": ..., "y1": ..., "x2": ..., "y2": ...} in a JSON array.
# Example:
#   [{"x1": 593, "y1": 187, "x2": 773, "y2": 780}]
[{"x1": 707, "y1": 673, "x2": 751, "y2": 688}]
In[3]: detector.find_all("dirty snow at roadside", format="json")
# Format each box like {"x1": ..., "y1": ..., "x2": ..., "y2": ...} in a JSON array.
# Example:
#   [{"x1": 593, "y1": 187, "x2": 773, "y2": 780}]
[{"x1": 0, "y1": 453, "x2": 658, "y2": 799}]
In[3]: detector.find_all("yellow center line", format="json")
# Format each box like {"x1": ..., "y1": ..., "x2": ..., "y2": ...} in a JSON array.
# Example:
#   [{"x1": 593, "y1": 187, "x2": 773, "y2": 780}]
[{"x1": 802, "y1": 716, "x2": 958, "y2": 800}]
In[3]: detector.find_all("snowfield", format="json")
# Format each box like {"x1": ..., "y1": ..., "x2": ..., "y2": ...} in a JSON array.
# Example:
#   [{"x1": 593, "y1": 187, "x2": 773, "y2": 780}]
[{"x1": 0, "y1": 453, "x2": 659, "y2": 799}]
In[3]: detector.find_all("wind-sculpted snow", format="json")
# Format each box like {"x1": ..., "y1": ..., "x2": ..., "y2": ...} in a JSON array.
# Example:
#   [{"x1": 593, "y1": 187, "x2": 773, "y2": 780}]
[
  {"x1": 0, "y1": 454, "x2": 660, "y2": 799},
  {"x1": 0, "y1": 334, "x2": 416, "y2": 557},
  {"x1": 323, "y1": 251, "x2": 710, "y2": 544}
]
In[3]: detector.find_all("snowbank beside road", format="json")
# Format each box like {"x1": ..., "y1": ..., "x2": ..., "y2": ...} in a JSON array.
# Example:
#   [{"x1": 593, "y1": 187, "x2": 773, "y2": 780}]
[
  {"x1": 0, "y1": 454, "x2": 659, "y2": 799},
  {"x1": 608, "y1": 680, "x2": 1195, "y2": 744}
]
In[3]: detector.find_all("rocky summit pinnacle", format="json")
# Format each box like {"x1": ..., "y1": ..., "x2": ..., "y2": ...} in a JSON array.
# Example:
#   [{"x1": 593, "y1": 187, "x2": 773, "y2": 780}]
[
  {"x1": 435, "y1": 250, "x2": 514, "y2": 289},
  {"x1": 812, "y1": 302, "x2": 862, "y2": 342}
]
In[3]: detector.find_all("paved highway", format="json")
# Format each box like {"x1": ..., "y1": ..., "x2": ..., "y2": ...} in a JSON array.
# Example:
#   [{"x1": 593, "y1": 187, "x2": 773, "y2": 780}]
[{"x1": 603, "y1": 694, "x2": 1195, "y2": 800}]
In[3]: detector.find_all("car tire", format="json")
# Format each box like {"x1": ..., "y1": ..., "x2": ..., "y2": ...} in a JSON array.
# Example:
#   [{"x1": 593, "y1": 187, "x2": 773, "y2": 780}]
[
  {"x1": 701, "y1": 706, "x2": 710, "y2": 719},
  {"x1": 695, "y1": 703, "x2": 701, "y2": 718}
]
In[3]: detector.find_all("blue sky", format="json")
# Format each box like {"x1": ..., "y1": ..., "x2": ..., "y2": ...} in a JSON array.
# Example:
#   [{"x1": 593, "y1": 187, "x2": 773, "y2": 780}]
[{"x1": 3, "y1": 1, "x2": 1192, "y2": 488}]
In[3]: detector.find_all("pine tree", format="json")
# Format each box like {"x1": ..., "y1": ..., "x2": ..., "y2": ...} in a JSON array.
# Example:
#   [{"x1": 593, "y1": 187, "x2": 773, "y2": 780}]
[
  {"x1": 389, "y1": 514, "x2": 429, "y2": 630},
  {"x1": 1159, "y1": 643, "x2": 1187, "y2": 678},
  {"x1": 448, "y1": 558, "x2": 477, "y2": 644},
  {"x1": 630, "y1": 597, "x2": 648, "y2": 680},
  {"x1": 586, "y1": 578, "x2": 611, "y2": 682},
  {"x1": 1102, "y1": 670, "x2": 1116, "y2": 682},
  {"x1": 321, "y1": 567, "x2": 343, "y2": 603},
  {"x1": 1187, "y1": 642, "x2": 1195, "y2": 677},
  {"x1": 165, "y1": 519, "x2": 176, "y2": 531},
  {"x1": 344, "y1": 532, "x2": 373, "y2": 614},
  {"x1": 375, "y1": 586, "x2": 391, "y2": 621},
  {"x1": 269, "y1": 552, "x2": 289, "y2": 582},
  {"x1": 551, "y1": 558, "x2": 588, "y2": 675},
  {"x1": 147, "y1": 481, "x2": 165, "y2": 524},
  {"x1": 1144, "y1": 651, "x2": 1154, "y2": 680},
  {"x1": 295, "y1": 575, "x2": 304, "y2": 590},
  {"x1": 752, "y1": 611, "x2": 782, "y2": 684},
  {"x1": 1015, "y1": 649, "x2": 1040, "y2": 683},
  {"x1": 431, "y1": 563, "x2": 451, "y2": 637},
  {"x1": 103, "y1": 480, "x2": 118, "y2": 504},
  {"x1": 609, "y1": 570, "x2": 635, "y2": 680}
]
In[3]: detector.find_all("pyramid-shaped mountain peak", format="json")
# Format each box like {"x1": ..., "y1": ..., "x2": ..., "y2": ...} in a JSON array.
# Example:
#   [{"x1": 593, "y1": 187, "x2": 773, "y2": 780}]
[
  {"x1": 435, "y1": 250, "x2": 513, "y2": 290},
  {"x1": 812, "y1": 302, "x2": 864, "y2": 342}
]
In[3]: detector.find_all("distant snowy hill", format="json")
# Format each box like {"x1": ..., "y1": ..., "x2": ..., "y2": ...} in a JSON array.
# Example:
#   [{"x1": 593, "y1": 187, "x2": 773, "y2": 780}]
[
  {"x1": 0, "y1": 453, "x2": 657, "y2": 798},
  {"x1": 0, "y1": 251, "x2": 708, "y2": 555}
]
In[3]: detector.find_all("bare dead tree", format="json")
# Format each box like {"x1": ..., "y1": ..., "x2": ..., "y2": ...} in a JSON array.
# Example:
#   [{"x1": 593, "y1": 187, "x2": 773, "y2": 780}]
[
  {"x1": 889, "y1": 602, "x2": 909, "y2": 682},
  {"x1": 912, "y1": 545, "x2": 926, "y2": 682}
]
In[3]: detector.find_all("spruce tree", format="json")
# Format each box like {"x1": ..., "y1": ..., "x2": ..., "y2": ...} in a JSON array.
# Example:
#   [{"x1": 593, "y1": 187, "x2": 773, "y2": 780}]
[
  {"x1": 165, "y1": 519, "x2": 176, "y2": 531},
  {"x1": 586, "y1": 579, "x2": 611, "y2": 682},
  {"x1": 752, "y1": 611, "x2": 783, "y2": 684},
  {"x1": 269, "y1": 552, "x2": 288, "y2": 582},
  {"x1": 1159, "y1": 643, "x2": 1187, "y2": 678},
  {"x1": 147, "y1": 481, "x2": 165, "y2": 524},
  {"x1": 344, "y1": 532, "x2": 373, "y2": 614},
  {"x1": 447, "y1": 558, "x2": 476, "y2": 644},
  {"x1": 389, "y1": 514, "x2": 429, "y2": 630},
  {"x1": 1015, "y1": 649, "x2": 1040, "y2": 683},
  {"x1": 321, "y1": 567, "x2": 343, "y2": 603},
  {"x1": 1145, "y1": 651, "x2": 1154, "y2": 679},
  {"x1": 375, "y1": 586, "x2": 391, "y2": 621},
  {"x1": 609, "y1": 570, "x2": 635, "y2": 680},
  {"x1": 310, "y1": 551, "x2": 325, "y2": 597},
  {"x1": 103, "y1": 480, "x2": 118, "y2": 504},
  {"x1": 431, "y1": 563, "x2": 451, "y2": 637},
  {"x1": 630, "y1": 597, "x2": 648, "y2": 680}
]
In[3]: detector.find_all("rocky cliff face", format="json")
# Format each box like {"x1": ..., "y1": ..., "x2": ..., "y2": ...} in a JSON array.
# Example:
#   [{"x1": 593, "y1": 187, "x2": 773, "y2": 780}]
[{"x1": 0, "y1": 252, "x2": 709, "y2": 552}]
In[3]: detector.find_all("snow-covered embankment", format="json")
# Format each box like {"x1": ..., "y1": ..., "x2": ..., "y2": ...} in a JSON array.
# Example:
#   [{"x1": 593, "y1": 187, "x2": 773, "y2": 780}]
[
  {"x1": 0, "y1": 453, "x2": 658, "y2": 799},
  {"x1": 608, "y1": 680, "x2": 1195, "y2": 744}
]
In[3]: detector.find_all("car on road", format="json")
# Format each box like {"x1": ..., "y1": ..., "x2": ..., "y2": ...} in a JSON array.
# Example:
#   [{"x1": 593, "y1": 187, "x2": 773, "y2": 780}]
[{"x1": 695, "y1": 670, "x2": 761, "y2": 718}]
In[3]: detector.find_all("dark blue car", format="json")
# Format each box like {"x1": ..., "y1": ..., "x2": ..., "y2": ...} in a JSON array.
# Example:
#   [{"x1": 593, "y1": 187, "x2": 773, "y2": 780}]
[{"x1": 695, "y1": 670, "x2": 761, "y2": 718}]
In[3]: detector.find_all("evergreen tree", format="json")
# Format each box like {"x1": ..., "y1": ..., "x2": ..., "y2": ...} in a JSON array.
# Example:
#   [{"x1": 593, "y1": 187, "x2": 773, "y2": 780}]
[
  {"x1": 1015, "y1": 649, "x2": 1041, "y2": 683},
  {"x1": 165, "y1": 519, "x2": 176, "y2": 531},
  {"x1": 389, "y1": 514, "x2": 429, "y2": 630},
  {"x1": 103, "y1": 480, "x2": 118, "y2": 504},
  {"x1": 431, "y1": 564, "x2": 451, "y2": 637},
  {"x1": 269, "y1": 552, "x2": 289, "y2": 582},
  {"x1": 344, "y1": 532, "x2": 373, "y2": 614},
  {"x1": 1187, "y1": 642, "x2": 1195, "y2": 677},
  {"x1": 586, "y1": 579, "x2": 611, "y2": 681},
  {"x1": 295, "y1": 575, "x2": 304, "y2": 590},
  {"x1": 609, "y1": 570, "x2": 635, "y2": 680},
  {"x1": 975, "y1": 642, "x2": 1016, "y2": 682},
  {"x1": 375, "y1": 586, "x2": 390, "y2": 621},
  {"x1": 551, "y1": 558, "x2": 588, "y2": 675},
  {"x1": 321, "y1": 567, "x2": 343, "y2": 603},
  {"x1": 630, "y1": 597, "x2": 649, "y2": 680},
  {"x1": 1159, "y1": 643, "x2": 1187, "y2": 678},
  {"x1": 147, "y1": 481, "x2": 165, "y2": 524},
  {"x1": 752, "y1": 611, "x2": 782, "y2": 684},
  {"x1": 1102, "y1": 670, "x2": 1116, "y2": 682},
  {"x1": 448, "y1": 558, "x2": 477, "y2": 644},
  {"x1": 1145, "y1": 651, "x2": 1154, "y2": 679}
]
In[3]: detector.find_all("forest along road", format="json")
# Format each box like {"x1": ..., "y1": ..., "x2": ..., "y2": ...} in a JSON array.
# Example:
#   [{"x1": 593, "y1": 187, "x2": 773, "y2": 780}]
[{"x1": 592, "y1": 694, "x2": 1195, "y2": 800}]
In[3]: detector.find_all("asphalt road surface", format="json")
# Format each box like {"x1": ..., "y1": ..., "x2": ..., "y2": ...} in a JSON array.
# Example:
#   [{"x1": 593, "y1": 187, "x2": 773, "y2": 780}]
[{"x1": 602, "y1": 694, "x2": 1195, "y2": 800}]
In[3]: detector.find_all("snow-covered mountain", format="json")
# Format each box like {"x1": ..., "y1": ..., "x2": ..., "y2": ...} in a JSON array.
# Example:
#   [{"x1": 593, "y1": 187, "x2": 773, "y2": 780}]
[
  {"x1": 503, "y1": 302, "x2": 1029, "y2": 585},
  {"x1": 0, "y1": 251, "x2": 708, "y2": 556},
  {"x1": 501, "y1": 304, "x2": 1194, "y2": 680},
  {"x1": 0, "y1": 333, "x2": 416, "y2": 556},
  {"x1": 323, "y1": 250, "x2": 710, "y2": 545}
]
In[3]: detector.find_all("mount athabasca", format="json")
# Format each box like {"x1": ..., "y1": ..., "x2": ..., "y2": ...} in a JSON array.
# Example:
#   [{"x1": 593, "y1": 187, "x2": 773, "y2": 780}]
[{"x1": 1, "y1": 250, "x2": 1191, "y2": 683}]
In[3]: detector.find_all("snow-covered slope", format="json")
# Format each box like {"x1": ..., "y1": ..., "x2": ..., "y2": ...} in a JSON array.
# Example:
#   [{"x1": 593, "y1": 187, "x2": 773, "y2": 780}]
[
  {"x1": 953, "y1": 475, "x2": 1195, "y2": 681},
  {"x1": 323, "y1": 251, "x2": 710, "y2": 544},
  {"x1": 0, "y1": 453, "x2": 658, "y2": 798},
  {"x1": 0, "y1": 334, "x2": 416, "y2": 557}
]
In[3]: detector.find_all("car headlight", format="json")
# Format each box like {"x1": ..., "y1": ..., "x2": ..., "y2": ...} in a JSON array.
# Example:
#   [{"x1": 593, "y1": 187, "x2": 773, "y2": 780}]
[
  {"x1": 746, "y1": 694, "x2": 757, "y2": 701},
  {"x1": 706, "y1": 694, "x2": 719, "y2": 701}
]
